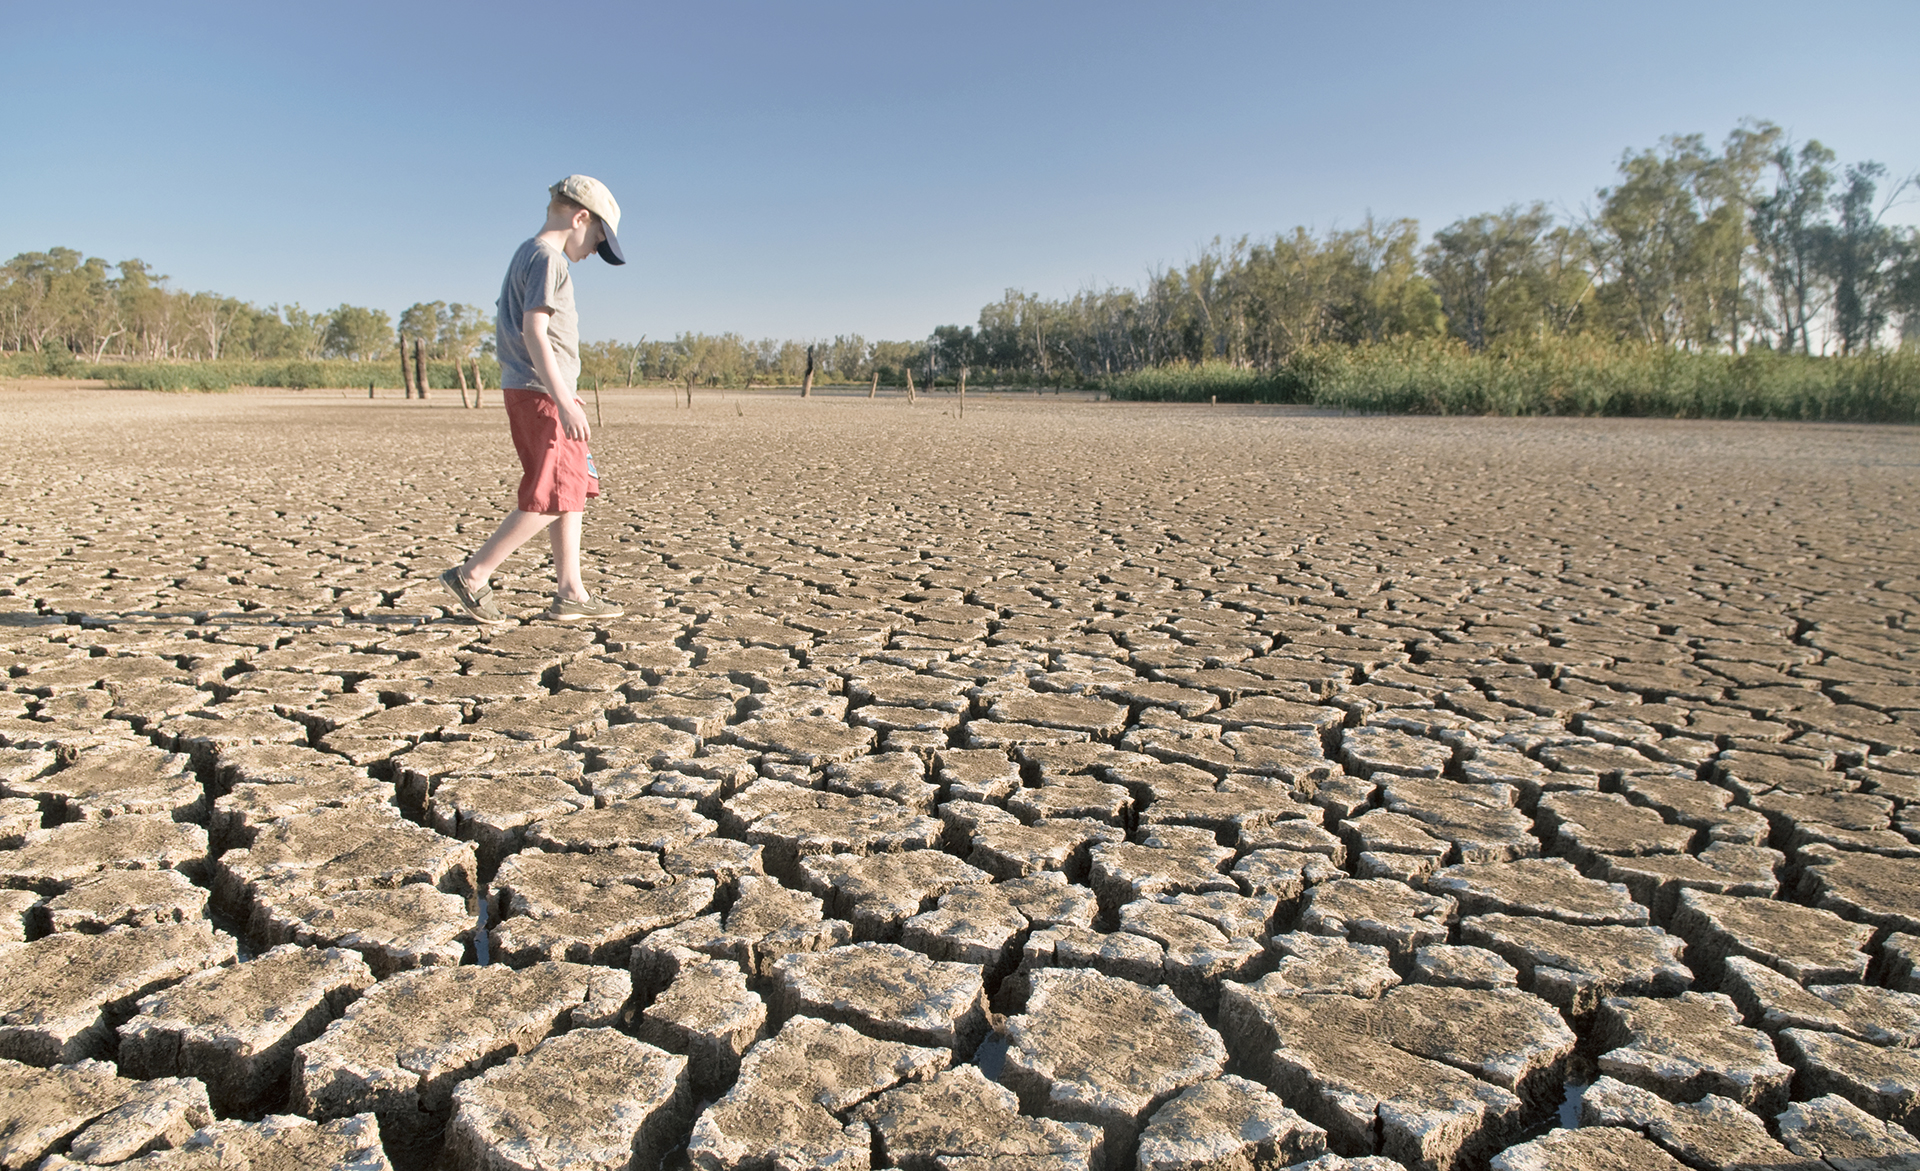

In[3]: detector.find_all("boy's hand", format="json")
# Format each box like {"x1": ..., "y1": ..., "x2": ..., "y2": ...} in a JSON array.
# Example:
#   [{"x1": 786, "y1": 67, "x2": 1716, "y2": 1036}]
[{"x1": 557, "y1": 394, "x2": 591, "y2": 440}]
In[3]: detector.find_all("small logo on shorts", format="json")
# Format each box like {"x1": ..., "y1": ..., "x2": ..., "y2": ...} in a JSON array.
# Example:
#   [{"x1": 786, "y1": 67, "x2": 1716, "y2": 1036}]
[{"x1": 585, "y1": 453, "x2": 599, "y2": 480}]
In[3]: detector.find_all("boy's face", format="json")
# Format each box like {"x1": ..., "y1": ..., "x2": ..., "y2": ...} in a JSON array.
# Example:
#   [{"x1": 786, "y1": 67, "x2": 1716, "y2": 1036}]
[{"x1": 560, "y1": 208, "x2": 605, "y2": 263}]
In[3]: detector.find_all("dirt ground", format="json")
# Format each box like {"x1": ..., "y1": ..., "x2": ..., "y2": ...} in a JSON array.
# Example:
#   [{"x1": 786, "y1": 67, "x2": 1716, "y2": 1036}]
[{"x1": 1, "y1": 387, "x2": 1917, "y2": 1170}]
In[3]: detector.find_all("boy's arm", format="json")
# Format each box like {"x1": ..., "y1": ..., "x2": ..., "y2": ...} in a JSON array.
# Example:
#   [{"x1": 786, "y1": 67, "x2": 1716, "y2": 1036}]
[{"x1": 522, "y1": 308, "x2": 590, "y2": 441}]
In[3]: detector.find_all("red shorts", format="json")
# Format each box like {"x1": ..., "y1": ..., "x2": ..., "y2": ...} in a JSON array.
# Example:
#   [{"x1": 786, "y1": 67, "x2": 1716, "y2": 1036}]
[{"x1": 503, "y1": 388, "x2": 600, "y2": 513}]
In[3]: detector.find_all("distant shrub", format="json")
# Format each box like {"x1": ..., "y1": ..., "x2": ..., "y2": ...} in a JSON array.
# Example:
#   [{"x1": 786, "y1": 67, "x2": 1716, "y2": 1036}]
[
  {"x1": 41, "y1": 349, "x2": 83, "y2": 377},
  {"x1": 1304, "y1": 339, "x2": 1920, "y2": 422},
  {"x1": 108, "y1": 363, "x2": 236, "y2": 391},
  {"x1": 280, "y1": 361, "x2": 326, "y2": 390},
  {"x1": 64, "y1": 357, "x2": 504, "y2": 392},
  {"x1": 1100, "y1": 361, "x2": 1307, "y2": 403},
  {"x1": 0, "y1": 353, "x2": 46, "y2": 378},
  {"x1": 0, "y1": 349, "x2": 86, "y2": 377},
  {"x1": 1096, "y1": 340, "x2": 1920, "y2": 422},
  {"x1": 7, "y1": 343, "x2": 1913, "y2": 421}
]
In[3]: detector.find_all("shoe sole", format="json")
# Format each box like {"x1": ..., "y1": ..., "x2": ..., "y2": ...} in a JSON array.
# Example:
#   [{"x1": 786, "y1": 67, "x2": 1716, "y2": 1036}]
[{"x1": 546, "y1": 608, "x2": 625, "y2": 622}]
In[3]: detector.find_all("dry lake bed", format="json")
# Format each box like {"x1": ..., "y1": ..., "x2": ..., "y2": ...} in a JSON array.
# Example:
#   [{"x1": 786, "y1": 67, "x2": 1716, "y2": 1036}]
[{"x1": 0, "y1": 386, "x2": 1917, "y2": 1171}]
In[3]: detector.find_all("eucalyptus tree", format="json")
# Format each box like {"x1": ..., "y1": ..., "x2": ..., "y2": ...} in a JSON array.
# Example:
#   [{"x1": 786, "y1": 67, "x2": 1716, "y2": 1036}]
[
  {"x1": 0, "y1": 248, "x2": 100, "y2": 353},
  {"x1": 1825, "y1": 162, "x2": 1913, "y2": 353},
  {"x1": 824, "y1": 334, "x2": 871, "y2": 381},
  {"x1": 111, "y1": 259, "x2": 179, "y2": 359},
  {"x1": 930, "y1": 323, "x2": 981, "y2": 383},
  {"x1": 186, "y1": 293, "x2": 248, "y2": 360},
  {"x1": 1749, "y1": 140, "x2": 1836, "y2": 353},
  {"x1": 1136, "y1": 267, "x2": 1190, "y2": 367},
  {"x1": 438, "y1": 304, "x2": 492, "y2": 359},
  {"x1": 1180, "y1": 243, "x2": 1230, "y2": 362},
  {"x1": 272, "y1": 303, "x2": 329, "y2": 361},
  {"x1": 770, "y1": 339, "x2": 809, "y2": 384},
  {"x1": 1331, "y1": 216, "x2": 1445, "y2": 346},
  {"x1": 1424, "y1": 204, "x2": 1593, "y2": 349},
  {"x1": 667, "y1": 331, "x2": 752, "y2": 391},
  {"x1": 1587, "y1": 123, "x2": 1779, "y2": 349},
  {"x1": 576, "y1": 339, "x2": 628, "y2": 387},
  {"x1": 1209, "y1": 218, "x2": 1441, "y2": 367},
  {"x1": 1058, "y1": 286, "x2": 1148, "y2": 377},
  {"x1": 397, "y1": 301, "x2": 445, "y2": 354},
  {"x1": 1213, "y1": 229, "x2": 1340, "y2": 365},
  {"x1": 869, "y1": 339, "x2": 925, "y2": 384},
  {"x1": 975, "y1": 289, "x2": 1060, "y2": 377},
  {"x1": 395, "y1": 301, "x2": 490, "y2": 360},
  {"x1": 321, "y1": 305, "x2": 393, "y2": 360},
  {"x1": 67, "y1": 257, "x2": 126, "y2": 360}
]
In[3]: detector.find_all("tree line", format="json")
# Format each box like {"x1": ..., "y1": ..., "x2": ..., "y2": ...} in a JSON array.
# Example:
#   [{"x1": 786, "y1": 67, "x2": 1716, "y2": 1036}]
[
  {"x1": 924, "y1": 124, "x2": 1918, "y2": 386},
  {"x1": 0, "y1": 247, "x2": 911, "y2": 389},
  {"x1": 0, "y1": 252, "x2": 492, "y2": 368},
  {"x1": 5, "y1": 120, "x2": 1913, "y2": 389},
  {"x1": 573, "y1": 335, "x2": 926, "y2": 391}
]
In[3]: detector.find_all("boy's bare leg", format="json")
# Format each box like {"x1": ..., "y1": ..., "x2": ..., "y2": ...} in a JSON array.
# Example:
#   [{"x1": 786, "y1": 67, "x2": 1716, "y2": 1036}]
[
  {"x1": 549, "y1": 510, "x2": 587, "y2": 602},
  {"x1": 460, "y1": 509, "x2": 558, "y2": 588}
]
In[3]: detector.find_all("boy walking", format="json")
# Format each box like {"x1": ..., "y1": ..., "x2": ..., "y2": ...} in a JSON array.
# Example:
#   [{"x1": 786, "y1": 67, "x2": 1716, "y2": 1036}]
[{"x1": 441, "y1": 175, "x2": 627, "y2": 624}]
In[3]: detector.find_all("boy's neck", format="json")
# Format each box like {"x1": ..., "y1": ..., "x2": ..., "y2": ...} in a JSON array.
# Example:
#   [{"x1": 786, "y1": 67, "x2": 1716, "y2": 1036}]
[{"x1": 535, "y1": 223, "x2": 574, "y2": 256}]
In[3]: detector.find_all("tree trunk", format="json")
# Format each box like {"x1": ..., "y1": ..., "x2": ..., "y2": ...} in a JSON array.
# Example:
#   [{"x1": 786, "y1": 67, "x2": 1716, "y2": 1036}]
[
  {"x1": 958, "y1": 367, "x2": 966, "y2": 417},
  {"x1": 470, "y1": 359, "x2": 484, "y2": 407},
  {"x1": 905, "y1": 367, "x2": 916, "y2": 404},
  {"x1": 626, "y1": 345, "x2": 638, "y2": 387},
  {"x1": 412, "y1": 338, "x2": 429, "y2": 399},
  {"x1": 398, "y1": 337, "x2": 410, "y2": 399},
  {"x1": 454, "y1": 354, "x2": 471, "y2": 408},
  {"x1": 869, "y1": 371, "x2": 877, "y2": 399},
  {"x1": 800, "y1": 344, "x2": 815, "y2": 398},
  {"x1": 592, "y1": 376, "x2": 603, "y2": 427}
]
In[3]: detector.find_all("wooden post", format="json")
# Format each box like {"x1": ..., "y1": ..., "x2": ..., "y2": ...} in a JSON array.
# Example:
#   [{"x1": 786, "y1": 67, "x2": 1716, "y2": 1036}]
[
  {"x1": 412, "y1": 338, "x2": 429, "y2": 399},
  {"x1": 398, "y1": 337, "x2": 410, "y2": 399},
  {"x1": 368, "y1": 381, "x2": 374, "y2": 400},
  {"x1": 592, "y1": 376, "x2": 603, "y2": 427},
  {"x1": 800, "y1": 344, "x2": 815, "y2": 398},
  {"x1": 958, "y1": 368, "x2": 966, "y2": 417},
  {"x1": 905, "y1": 367, "x2": 916, "y2": 405},
  {"x1": 868, "y1": 371, "x2": 877, "y2": 399},
  {"x1": 454, "y1": 354, "x2": 471, "y2": 408}
]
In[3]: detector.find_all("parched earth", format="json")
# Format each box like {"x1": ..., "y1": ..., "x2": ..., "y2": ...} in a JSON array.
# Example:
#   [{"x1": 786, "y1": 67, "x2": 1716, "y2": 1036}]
[{"x1": 0, "y1": 385, "x2": 1917, "y2": 1171}]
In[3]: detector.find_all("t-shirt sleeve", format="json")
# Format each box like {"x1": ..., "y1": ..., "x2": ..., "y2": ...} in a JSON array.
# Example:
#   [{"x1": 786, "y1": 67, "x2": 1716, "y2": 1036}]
[{"x1": 520, "y1": 247, "x2": 570, "y2": 317}]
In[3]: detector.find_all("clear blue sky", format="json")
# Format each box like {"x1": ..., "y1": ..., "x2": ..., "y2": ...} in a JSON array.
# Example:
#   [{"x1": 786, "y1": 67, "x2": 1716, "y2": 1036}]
[{"x1": 7, "y1": 0, "x2": 1916, "y2": 344}]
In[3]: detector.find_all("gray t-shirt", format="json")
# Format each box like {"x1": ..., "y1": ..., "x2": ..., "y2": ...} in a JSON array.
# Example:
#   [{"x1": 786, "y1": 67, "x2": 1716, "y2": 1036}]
[{"x1": 495, "y1": 237, "x2": 579, "y2": 393}]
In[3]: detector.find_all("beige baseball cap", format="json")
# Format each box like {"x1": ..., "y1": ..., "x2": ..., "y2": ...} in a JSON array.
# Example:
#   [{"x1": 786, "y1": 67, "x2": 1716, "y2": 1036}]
[{"x1": 550, "y1": 174, "x2": 625, "y2": 265}]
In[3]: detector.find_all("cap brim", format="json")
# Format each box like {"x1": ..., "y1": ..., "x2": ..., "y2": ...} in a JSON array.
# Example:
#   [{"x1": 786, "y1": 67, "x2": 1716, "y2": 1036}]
[{"x1": 596, "y1": 223, "x2": 626, "y2": 266}]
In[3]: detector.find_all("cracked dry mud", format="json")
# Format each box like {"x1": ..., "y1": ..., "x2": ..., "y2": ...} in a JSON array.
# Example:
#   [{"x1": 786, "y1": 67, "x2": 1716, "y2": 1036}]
[{"x1": 0, "y1": 386, "x2": 1917, "y2": 1171}]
